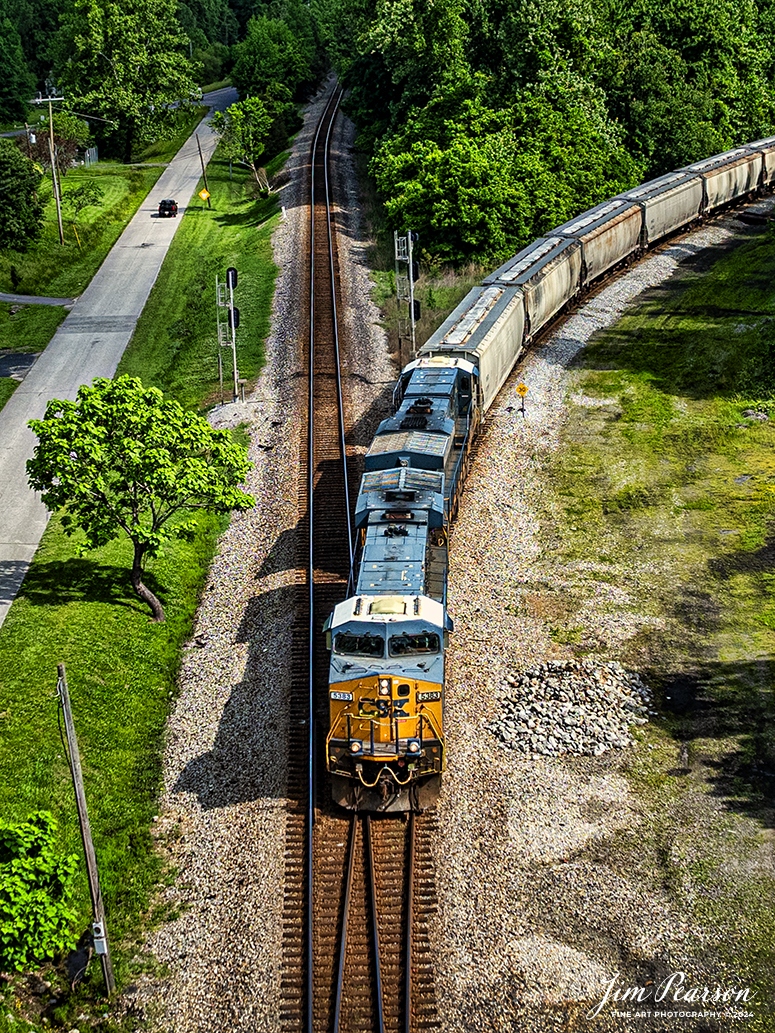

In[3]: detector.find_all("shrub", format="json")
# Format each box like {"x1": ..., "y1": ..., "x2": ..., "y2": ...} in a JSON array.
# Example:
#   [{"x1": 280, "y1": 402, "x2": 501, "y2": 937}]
[{"x1": 0, "y1": 812, "x2": 79, "y2": 971}]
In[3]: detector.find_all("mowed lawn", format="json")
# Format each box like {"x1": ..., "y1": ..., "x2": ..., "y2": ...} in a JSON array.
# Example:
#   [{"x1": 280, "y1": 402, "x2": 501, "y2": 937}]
[
  {"x1": 118, "y1": 148, "x2": 280, "y2": 408},
  {"x1": 0, "y1": 146, "x2": 279, "y2": 1022},
  {"x1": 0, "y1": 166, "x2": 164, "y2": 301}
]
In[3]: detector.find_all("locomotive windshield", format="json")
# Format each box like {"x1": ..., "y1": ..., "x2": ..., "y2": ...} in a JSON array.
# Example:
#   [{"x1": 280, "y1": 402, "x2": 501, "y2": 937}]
[
  {"x1": 333, "y1": 629, "x2": 386, "y2": 657},
  {"x1": 388, "y1": 632, "x2": 441, "y2": 656}
]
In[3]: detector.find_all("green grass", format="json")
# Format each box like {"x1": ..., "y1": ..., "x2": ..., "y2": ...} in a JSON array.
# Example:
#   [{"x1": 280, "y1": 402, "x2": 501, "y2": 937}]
[
  {"x1": 0, "y1": 511, "x2": 225, "y2": 1024},
  {"x1": 0, "y1": 378, "x2": 18, "y2": 408},
  {"x1": 0, "y1": 165, "x2": 163, "y2": 298},
  {"x1": 527, "y1": 222, "x2": 775, "y2": 1022},
  {"x1": 118, "y1": 148, "x2": 279, "y2": 408},
  {"x1": 0, "y1": 133, "x2": 283, "y2": 1031},
  {"x1": 200, "y1": 77, "x2": 232, "y2": 93},
  {"x1": 0, "y1": 302, "x2": 68, "y2": 351}
]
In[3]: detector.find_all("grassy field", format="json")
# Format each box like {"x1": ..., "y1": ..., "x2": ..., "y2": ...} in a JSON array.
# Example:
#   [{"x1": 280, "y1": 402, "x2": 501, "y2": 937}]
[
  {"x1": 0, "y1": 301, "x2": 69, "y2": 350},
  {"x1": 524, "y1": 225, "x2": 775, "y2": 1024},
  {"x1": 0, "y1": 512, "x2": 225, "y2": 1030},
  {"x1": 118, "y1": 148, "x2": 279, "y2": 408},
  {"x1": 0, "y1": 165, "x2": 164, "y2": 299},
  {"x1": 0, "y1": 141, "x2": 281, "y2": 1031}
]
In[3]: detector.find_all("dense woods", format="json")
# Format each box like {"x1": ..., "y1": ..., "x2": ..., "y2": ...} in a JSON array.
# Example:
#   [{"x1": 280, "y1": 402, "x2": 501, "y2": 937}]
[
  {"x1": 4, "y1": 0, "x2": 775, "y2": 263},
  {"x1": 316, "y1": 0, "x2": 775, "y2": 263}
]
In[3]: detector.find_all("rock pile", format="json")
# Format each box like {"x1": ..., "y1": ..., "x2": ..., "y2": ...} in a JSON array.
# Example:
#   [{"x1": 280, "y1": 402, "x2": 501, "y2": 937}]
[{"x1": 487, "y1": 658, "x2": 652, "y2": 758}]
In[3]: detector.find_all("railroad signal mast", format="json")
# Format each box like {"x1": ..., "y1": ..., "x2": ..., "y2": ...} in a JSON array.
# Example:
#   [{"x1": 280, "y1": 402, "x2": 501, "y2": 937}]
[
  {"x1": 216, "y1": 267, "x2": 240, "y2": 403},
  {"x1": 394, "y1": 230, "x2": 420, "y2": 365}
]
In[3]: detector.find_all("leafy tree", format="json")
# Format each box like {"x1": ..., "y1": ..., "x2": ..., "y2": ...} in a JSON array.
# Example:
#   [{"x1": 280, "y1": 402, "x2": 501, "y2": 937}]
[
  {"x1": 231, "y1": 14, "x2": 311, "y2": 100},
  {"x1": 0, "y1": 812, "x2": 78, "y2": 971},
  {"x1": 371, "y1": 80, "x2": 641, "y2": 263},
  {"x1": 0, "y1": 139, "x2": 44, "y2": 251},
  {"x1": 209, "y1": 96, "x2": 275, "y2": 191},
  {"x1": 0, "y1": 17, "x2": 35, "y2": 122},
  {"x1": 5, "y1": 0, "x2": 66, "y2": 84},
  {"x1": 55, "y1": 0, "x2": 198, "y2": 161},
  {"x1": 27, "y1": 376, "x2": 254, "y2": 622},
  {"x1": 62, "y1": 180, "x2": 104, "y2": 222},
  {"x1": 20, "y1": 112, "x2": 91, "y2": 180}
]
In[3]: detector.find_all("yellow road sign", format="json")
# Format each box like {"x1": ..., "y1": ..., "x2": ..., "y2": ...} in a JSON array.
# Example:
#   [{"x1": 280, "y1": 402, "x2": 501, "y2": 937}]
[
  {"x1": 517, "y1": 383, "x2": 528, "y2": 396},
  {"x1": 199, "y1": 189, "x2": 210, "y2": 200}
]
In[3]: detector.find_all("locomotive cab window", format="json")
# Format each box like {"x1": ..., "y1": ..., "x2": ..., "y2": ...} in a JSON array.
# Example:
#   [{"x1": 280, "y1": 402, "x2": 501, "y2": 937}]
[
  {"x1": 388, "y1": 632, "x2": 441, "y2": 656},
  {"x1": 334, "y1": 631, "x2": 386, "y2": 657}
]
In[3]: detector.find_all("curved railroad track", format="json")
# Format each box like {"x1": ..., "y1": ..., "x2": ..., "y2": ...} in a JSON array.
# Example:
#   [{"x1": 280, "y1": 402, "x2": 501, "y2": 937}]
[{"x1": 278, "y1": 84, "x2": 442, "y2": 1033}]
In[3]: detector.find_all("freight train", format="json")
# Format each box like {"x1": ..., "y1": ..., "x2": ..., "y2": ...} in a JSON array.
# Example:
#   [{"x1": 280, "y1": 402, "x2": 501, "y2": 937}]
[{"x1": 324, "y1": 137, "x2": 775, "y2": 812}]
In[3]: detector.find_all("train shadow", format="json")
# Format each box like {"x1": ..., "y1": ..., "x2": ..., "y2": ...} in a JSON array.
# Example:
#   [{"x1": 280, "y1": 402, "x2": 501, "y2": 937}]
[
  {"x1": 172, "y1": 583, "x2": 297, "y2": 809},
  {"x1": 557, "y1": 220, "x2": 774, "y2": 400},
  {"x1": 255, "y1": 380, "x2": 395, "y2": 582}
]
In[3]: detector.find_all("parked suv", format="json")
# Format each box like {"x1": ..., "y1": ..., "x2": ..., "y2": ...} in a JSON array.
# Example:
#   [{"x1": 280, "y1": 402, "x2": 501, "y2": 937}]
[{"x1": 158, "y1": 199, "x2": 178, "y2": 218}]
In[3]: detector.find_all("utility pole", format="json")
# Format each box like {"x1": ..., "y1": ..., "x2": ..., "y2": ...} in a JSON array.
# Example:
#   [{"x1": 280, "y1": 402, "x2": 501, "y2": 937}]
[
  {"x1": 56, "y1": 664, "x2": 116, "y2": 994},
  {"x1": 30, "y1": 92, "x2": 65, "y2": 245},
  {"x1": 195, "y1": 134, "x2": 211, "y2": 208}
]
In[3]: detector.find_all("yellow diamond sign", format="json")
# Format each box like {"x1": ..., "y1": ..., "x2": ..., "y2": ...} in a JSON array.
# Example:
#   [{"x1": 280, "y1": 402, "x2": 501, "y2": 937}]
[
  {"x1": 517, "y1": 383, "x2": 528, "y2": 396},
  {"x1": 199, "y1": 189, "x2": 210, "y2": 200}
]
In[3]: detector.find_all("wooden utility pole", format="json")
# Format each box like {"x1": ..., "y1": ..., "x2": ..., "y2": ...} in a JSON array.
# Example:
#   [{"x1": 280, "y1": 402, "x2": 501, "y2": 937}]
[
  {"x1": 57, "y1": 663, "x2": 116, "y2": 994},
  {"x1": 195, "y1": 134, "x2": 211, "y2": 208},
  {"x1": 48, "y1": 100, "x2": 64, "y2": 245}
]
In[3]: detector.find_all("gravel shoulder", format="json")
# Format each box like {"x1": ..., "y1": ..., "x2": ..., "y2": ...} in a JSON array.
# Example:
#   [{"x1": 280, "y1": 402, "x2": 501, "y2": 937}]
[{"x1": 434, "y1": 203, "x2": 775, "y2": 1033}]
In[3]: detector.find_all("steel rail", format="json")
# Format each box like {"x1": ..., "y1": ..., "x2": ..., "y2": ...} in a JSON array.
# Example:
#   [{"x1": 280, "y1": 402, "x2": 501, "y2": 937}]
[
  {"x1": 404, "y1": 812, "x2": 415, "y2": 1033},
  {"x1": 307, "y1": 84, "x2": 343, "y2": 1033},
  {"x1": 365, "y1": 816, "x2": 387, "y2": 1033},
  {"x1": 333, "y1": 814, "x2": 358, "y2": 1033},
  {"x1": 322, "y1": 90, "x2": 354, "y2": 578}
]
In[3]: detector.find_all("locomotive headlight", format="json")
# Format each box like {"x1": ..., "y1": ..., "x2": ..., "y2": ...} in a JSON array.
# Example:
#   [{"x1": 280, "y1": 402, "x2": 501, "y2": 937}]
[
  {"x1": 407, "y1": 739, "x2": 421, "y2": 754},
  {"x1": 350, "y1": 740, "x2": 363, "y2": 754},
  {"x1": 379, "y1": 678, "x2": 391, "y2": 696}
]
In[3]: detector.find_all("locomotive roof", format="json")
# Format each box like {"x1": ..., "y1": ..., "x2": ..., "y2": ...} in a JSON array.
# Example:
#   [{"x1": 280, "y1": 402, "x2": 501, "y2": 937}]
[
  {"x1": 404, "y1": 366, "x2": 458, "y2": 394},
  {"x1": 357, "y1": 518, "x2": 428, "y2": 596},
  {"x1": 368, "y1": 431, "x2": 448, "y2": 457},
  {"x1": 327, "y1": 593, "x2": 447, "y2": 630}
]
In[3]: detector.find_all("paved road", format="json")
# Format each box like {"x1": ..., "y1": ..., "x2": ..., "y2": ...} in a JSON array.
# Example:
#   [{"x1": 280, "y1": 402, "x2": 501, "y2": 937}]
[{"x1": 0, "y1": 88, "x2": 238, "y2": 629}]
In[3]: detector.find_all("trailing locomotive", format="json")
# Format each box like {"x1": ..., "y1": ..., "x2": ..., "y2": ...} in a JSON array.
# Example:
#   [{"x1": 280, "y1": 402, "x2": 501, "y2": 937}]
[{"x1": 325, "y1": 137, "x2": 775, "y2": 813}]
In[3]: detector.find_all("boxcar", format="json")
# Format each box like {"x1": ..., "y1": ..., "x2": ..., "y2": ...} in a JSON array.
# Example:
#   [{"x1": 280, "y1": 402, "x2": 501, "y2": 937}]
[
  {"x1": 419, "y1": 285, "x2": 524, "y2": 412},
  {"x1": 616, "y1": 171, "x2": 703, "y2": 245},
  {"x1": 746, "y1": 136, "x2": 775, "y2": 187},
  {"x1": 684, "y1": 148, "x2": 762, "y2": 212}
]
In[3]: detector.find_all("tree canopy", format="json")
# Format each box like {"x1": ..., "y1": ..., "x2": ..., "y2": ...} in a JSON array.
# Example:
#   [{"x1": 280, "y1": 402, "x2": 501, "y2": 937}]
[
  {"x1": 209, "y1": 96, "x2": 275, "y2": 191},
  {"x1": 27, "y1": 376, "x2": 255, "y2": 622},
  {"x1": 318, "y1": 0, "x2": 775, "y2": 265},
  {"x1": 55, "y1": 0, "x2": 198, "y2": 160},
  {"x1": 0, "y1": 139, "x2": 44, "y2": 250}
]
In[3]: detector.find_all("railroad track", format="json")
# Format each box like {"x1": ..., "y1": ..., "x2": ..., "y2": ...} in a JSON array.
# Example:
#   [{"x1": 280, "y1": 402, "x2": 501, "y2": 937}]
[{"x1": 279, "y1": 84, "x2": 441, "y2": 1033}]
